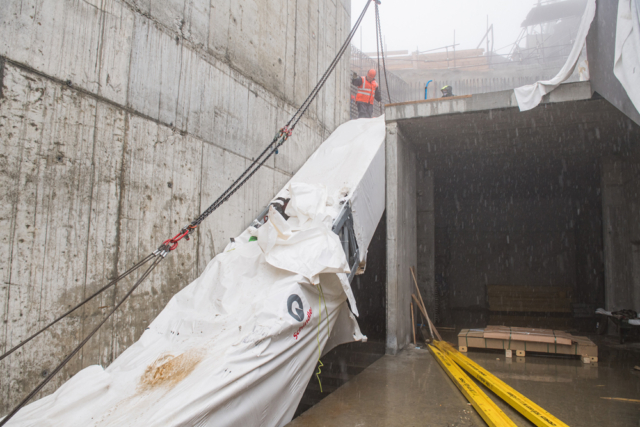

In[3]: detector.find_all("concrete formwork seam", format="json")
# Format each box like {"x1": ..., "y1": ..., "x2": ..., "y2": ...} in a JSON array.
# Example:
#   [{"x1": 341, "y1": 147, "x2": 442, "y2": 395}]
[{"x1": 0, "y1": 57, "x2": 4, "y2": 99}]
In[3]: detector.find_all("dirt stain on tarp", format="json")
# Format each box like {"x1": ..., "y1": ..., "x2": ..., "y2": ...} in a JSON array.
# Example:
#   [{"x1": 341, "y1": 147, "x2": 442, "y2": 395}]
[{"x1": 138, "y1": 349, "x2": 205, "y2": 392}]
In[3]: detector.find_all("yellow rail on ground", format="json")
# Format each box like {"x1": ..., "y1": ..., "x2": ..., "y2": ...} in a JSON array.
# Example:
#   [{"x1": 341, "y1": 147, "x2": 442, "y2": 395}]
[
  {"x1": 428, "y1": 345, "x2": 518, "y2": 427},
  {"x1": 434, "y1": 340, "x2": 570, "y2": 427}
]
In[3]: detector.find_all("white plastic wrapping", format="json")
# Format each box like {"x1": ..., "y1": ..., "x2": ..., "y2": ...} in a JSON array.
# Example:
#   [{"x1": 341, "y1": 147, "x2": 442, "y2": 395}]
[
  {"x1": 514, "y1": 0, "x2": 596, "y2": 112},
  {"x1": 614, "y1": 0, "x2": 640, "y2": 113},
  {"x1": 4, "y1": 116, "x2": 387, "y2": 427},
  {"x1": 596, "y1": 308, "x2": 640, "y2": 325},
  {"x1": 278, "y1": 116, "x2": 386, "y2": 260}
]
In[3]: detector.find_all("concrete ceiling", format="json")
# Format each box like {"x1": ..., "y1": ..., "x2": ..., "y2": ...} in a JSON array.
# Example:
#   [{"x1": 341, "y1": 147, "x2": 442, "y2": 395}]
[
  {"x1": 401, "y1": 97, "x2": 638, "y2": 161},
  {"x1": 391, "y1": 89, "x2": 640, "y2": 200}
]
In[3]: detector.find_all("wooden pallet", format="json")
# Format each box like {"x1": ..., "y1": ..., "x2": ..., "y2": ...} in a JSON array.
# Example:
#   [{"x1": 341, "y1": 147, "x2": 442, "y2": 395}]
[{"x1": 458, "y1": 327, "x2": 598, "y2": 363}]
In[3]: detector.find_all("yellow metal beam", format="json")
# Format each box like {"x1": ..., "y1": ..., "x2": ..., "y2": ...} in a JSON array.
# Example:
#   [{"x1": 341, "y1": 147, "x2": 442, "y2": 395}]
[
  {"x1": 428, "y1": 345, "x2": 518, "y2": 427},
  {"x1": 434, "y1": 340, "x2": 570, "y2": 427}
]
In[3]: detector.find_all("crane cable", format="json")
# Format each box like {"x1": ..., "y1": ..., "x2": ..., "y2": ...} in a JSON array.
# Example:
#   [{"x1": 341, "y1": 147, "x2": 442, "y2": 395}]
[
  {"x1": 0, "y1": 1, "x2": 376, "y2": 425},
  {"x1": 375, "y1": 1, "x2": 392, "y2": 103}
]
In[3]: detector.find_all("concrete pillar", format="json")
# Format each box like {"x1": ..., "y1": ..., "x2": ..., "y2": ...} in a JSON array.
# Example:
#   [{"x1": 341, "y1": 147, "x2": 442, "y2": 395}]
[
  {"x1": 601, "y1": 157, "x2": 634, "y2": 311},
  {"x1": 633, "y1": 243, "x2": 640, "y2": 311},
  {"x1": 417, "y1": 168, "x2": 436, "y2": 322},
  {"x1": 385, "y1": 122, "x2": 417, "y2": 355},
  {"x1": 626, "y1": 157, "x2": 640, "y2": 311}
]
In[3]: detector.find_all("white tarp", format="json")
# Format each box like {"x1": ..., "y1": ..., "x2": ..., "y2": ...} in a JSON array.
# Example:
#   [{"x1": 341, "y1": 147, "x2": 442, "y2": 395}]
[
  {"x1": 614, "y1": 0, "x2": 640, "y2": 113},
  {"x1": 514, "y1": 0, "x2": 596, "y2": 112},
  {"x1": 596, "y1": 308, "x2": 640, "y2": 325},
  {"x1": 278, "y1": 118, "x2": 386, "y2": 266},
  {"x1": 5, "y1": 116, "x2": 387, "y2": 427}
]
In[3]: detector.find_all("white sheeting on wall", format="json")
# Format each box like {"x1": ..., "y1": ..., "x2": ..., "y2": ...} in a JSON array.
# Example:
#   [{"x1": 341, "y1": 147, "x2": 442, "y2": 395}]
[
  {"x1": 514, "y1": 0, "x2": 596, "y2": 112},
  {"x1": 614, "y1": 0, "x2": 640, "y2": 114},
  {"x1": 4, "y1": 116, "x2": 387, "y2": 427}
]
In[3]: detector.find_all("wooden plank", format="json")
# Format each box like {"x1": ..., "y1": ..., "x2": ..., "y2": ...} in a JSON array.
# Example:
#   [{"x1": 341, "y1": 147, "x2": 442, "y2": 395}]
[
  {"x1": 458, "y1": 328, "x2": 598, "y2": 358},
  {"x1": 428, "y1": 345, "x2": 518, "y2": 427},
  {"x1": 483, "y1": 326, "x2": 573, "y2": 346},
  {"x1": 410, "y1": 266, "x2": 441, "y2": 341},
  {"x1": 436, "y1": 341, "x2": 570, "y2": 427},
  {"x1": 411, "y1": 301, "x2": 416, "y2": 345}
]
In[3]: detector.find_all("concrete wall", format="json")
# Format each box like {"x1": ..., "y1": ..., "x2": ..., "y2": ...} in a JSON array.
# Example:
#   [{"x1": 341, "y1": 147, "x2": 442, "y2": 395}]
[
  {"x1": 586, "y1": 0, "x2": 640, "y2": 127},
  {"x1": 385, "y1": 122, "x2": 417, "y2": 355},
  {"x1": 602, "y1": 156, "x2": 640, "y2": 312},
  {"x1": 429, "y1": 196, "x2": 600, "y2": 311},
  {"x1": 416, "y1": 165, "x2": 435, "y2": 322},
  {"x1": 413, "y1": 148, "x2": 606, "y2": 327},
  {"x1": 0, "y1": 0, "x2": 351, "y2": 414}
]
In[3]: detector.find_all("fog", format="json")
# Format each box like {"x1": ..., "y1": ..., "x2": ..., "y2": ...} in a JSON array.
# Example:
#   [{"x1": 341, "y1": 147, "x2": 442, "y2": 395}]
[{"x1": 352, "y1": 0, "x2": 539, "y2": 54}]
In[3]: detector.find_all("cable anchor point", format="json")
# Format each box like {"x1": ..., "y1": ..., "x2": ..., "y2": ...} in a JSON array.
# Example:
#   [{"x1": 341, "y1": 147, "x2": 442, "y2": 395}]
[{"x1": 157, "y1": 225, "x2": 196, "y2": 256}]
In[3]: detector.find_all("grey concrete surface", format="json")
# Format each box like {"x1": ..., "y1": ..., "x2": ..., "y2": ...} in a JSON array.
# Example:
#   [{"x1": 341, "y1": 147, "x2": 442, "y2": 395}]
[
  {"x1": 586, "y1": 0, "x2": 640, "y2": 127},
  {"x1": 385, "y1": 82, "x2": 640, "y2": 328},
  {"x1": 416, "y1": 168, "x2": 435, "y2": 322},
  {"x1": 0, "y1": 0, "x2": 352, "y2": 415},
  {"x1": 287, "y1": 344, "x2": 640, "y2": 427},
  {"x1": 602, "y1": 156, "x2": 640, "y2": 312},
  {"x1": 385, "y1": 122, "x2": 417, "y2": 355},
  {"x1": 384, "y1": 81, "x2": 593, "y2": 123}
]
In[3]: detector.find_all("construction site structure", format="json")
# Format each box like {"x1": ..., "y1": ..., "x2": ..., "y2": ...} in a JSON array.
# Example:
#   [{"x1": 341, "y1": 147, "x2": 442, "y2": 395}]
[
  {"x1": 1, "y1": 0, "x2": 640, "y2": 425},
  {"x1": 374, "y1": 0, "x2": 591, "y2": 101}
]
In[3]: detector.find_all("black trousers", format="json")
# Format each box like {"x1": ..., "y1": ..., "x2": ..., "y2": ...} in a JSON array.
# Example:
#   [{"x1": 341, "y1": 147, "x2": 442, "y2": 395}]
[{"x1": 357, "y1": 102, "x2": 374, "y2": 118}]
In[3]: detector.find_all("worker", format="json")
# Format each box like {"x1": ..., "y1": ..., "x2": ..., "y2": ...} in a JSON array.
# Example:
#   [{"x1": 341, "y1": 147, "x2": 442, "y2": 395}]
[
  {"x1": 441, "y1": 85, "x2": 454, "y2": 98},
  {"x1": 352, "y1": 69, "x2": 382, "y2": 118}
]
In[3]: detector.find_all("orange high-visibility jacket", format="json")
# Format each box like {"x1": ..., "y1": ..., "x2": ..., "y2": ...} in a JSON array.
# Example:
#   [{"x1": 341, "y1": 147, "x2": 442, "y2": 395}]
[{"x1": 355, "y1": 77, "x2": 378, "y2": 105}]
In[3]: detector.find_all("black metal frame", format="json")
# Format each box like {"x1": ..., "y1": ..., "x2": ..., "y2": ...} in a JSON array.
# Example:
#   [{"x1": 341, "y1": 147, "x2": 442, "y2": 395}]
[{"x1": 331, "y1": 204, "x2": 360, "y2": 283}]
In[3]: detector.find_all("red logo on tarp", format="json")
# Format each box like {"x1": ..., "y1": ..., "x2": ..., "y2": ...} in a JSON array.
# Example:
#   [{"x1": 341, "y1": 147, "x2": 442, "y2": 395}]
[{"x1": 293, "y1": 308, "x2": 313, "y2": 340}]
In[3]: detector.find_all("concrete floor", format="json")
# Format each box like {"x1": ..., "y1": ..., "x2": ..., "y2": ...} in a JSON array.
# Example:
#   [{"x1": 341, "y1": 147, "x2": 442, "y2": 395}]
[{"x1": 287, "y1": 341, "x2": 640, "y2": 427}]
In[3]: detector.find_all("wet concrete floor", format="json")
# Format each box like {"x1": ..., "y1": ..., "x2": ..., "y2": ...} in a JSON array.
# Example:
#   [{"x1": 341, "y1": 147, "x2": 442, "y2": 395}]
[{"x1": 287, "y1": 342, "x2": 640, "y2": 427}]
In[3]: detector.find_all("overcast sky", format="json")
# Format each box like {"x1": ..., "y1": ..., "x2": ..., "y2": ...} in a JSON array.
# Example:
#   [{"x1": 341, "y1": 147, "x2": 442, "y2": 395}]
[{"x1": 351, "y1": 0, "x2": 538, "y2": 55}]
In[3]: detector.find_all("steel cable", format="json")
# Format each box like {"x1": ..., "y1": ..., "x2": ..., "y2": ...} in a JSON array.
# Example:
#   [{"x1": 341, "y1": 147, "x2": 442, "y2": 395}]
[
  {"x1": 0, "y1": 253, "x2": 156, "y2": 362},
  {"x1": 375, "y1": 2, "x2": 392, "y2": 103},
  {"x1": 0, "y1": 1, "x2": 376, "y2": 423},
  {"x1": 0, "y1": 255, "x2": 164, "y2": 427},
  {"x1": 186, "y1": 0, "x2": 372, "y2": 230},
  {"x1": 289, "y1": 0, "x2": 372, "y2": 130}
]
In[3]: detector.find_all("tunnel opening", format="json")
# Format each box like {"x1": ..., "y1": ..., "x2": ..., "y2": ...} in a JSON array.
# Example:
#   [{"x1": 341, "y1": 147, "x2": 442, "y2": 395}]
[
  {"x1": 385, "y1": 84, "x2": 640, "y2": 353},
  {"x1": 421, "y1": 142, "x2": 605, "y2": 332}
]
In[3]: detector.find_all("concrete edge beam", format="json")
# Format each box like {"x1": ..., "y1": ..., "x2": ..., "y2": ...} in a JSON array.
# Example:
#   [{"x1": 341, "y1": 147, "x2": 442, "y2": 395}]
[{"x1": 384, "y1": 81, "x2": 593, "y2": 123}]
